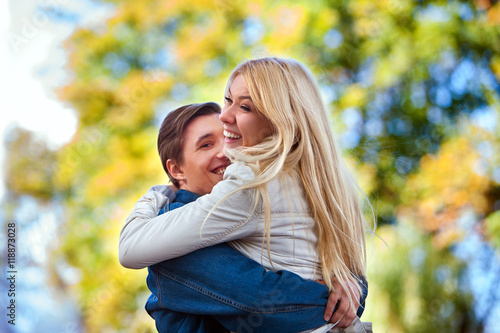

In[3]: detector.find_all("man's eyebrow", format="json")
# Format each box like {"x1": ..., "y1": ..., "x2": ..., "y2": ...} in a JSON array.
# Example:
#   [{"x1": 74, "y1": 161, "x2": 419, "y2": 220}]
[{"x1": 195, "y1": 133, "x2": 213, "y2": 146}]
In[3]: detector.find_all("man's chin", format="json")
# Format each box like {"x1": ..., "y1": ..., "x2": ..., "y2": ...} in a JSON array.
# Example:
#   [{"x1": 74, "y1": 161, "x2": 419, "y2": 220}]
[{"x1": 210, "y1": 174, "x2": 224, "y2": 184}]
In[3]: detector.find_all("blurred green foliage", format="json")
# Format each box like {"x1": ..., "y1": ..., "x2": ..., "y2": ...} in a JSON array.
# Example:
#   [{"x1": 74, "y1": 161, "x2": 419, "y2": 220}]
[{"x1": 4, "y1": 0, "x2": 500, "y2": 332}]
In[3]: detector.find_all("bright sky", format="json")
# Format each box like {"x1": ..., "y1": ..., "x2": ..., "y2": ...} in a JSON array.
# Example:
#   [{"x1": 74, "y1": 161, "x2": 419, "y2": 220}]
[
  {"x1": 0, "y1": 0, "x2": 114, "y2": 201},
  {"x1": 0, "y1": 2, "x2": 114, "y2": 331}
]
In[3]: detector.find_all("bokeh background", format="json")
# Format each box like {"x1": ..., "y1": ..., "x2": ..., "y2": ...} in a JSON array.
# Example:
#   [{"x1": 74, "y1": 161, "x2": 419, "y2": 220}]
[{"x1": 1, "y1": 0, "x2": 500, "y2": 332}]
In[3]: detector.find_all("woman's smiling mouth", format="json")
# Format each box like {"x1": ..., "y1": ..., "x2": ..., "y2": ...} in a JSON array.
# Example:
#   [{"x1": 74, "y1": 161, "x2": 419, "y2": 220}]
[{"x1": 223, "y1": 130, "x2": 241, "y2": 140}]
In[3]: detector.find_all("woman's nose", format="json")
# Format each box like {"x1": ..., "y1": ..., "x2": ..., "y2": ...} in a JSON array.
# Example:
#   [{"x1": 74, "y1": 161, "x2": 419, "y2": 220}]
[{"x1": 219, "y1": 106, "x2": 234, "y2": 124}]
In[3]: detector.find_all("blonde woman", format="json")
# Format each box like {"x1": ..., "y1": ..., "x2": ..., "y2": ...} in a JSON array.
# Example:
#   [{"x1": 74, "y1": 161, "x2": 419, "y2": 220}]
[{"x1": 120, "y1": 57, "x2": 371, "y2": 332}]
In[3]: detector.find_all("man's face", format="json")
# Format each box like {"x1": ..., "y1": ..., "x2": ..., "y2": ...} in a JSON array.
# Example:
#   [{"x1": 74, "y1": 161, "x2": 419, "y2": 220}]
[{"x1": 172, "y1": 113, "x2": 230, "y2": 195}]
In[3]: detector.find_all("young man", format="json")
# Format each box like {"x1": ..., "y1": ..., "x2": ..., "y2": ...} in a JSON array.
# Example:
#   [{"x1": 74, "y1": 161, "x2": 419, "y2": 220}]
[{"x1": 121, "y1": 102, "x2": 368, "y2": 332}]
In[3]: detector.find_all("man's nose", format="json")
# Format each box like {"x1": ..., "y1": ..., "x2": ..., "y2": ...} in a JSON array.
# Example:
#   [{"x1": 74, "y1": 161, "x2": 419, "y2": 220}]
[{"x1": 216, "y1": 150, "x2": 227, "y2": 160}]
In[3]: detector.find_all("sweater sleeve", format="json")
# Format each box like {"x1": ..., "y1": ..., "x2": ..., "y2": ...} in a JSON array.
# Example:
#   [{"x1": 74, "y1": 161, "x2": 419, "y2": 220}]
[{"x1": 118, "y1": 163, "x2": 260, "y2": 269}]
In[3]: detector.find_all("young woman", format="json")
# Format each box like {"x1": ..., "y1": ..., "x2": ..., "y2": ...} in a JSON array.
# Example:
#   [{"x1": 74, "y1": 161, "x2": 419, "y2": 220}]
[{"x1": 120, "y1": 57, "x2": 372, "y2": 332}]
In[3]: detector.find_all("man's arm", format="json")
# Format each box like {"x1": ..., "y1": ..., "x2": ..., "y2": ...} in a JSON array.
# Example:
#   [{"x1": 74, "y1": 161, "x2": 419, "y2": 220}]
[
  {"x1": 147, "y1": 243, "x2": 368, "y2": 332},
  {"x1": 121, "y1": 172, "x2": 368, "y2": 329},
  {"x1": 321, "y1": 276, "x2": 368, "y2": 326},
  {"x1": 147, "y1": 242, "x2": 356, "y2": 333}
]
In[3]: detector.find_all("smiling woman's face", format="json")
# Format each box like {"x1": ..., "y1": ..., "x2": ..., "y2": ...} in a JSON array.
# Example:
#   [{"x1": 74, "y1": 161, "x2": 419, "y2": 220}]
[{"x1": 219, "y1": 75, "x2": 273, "y2": 148}]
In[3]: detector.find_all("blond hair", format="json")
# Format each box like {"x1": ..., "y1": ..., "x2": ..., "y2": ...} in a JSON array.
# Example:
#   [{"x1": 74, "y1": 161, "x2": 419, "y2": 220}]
[{"x1": 220, "y1": 57, "x2": 371, "y2": 307}]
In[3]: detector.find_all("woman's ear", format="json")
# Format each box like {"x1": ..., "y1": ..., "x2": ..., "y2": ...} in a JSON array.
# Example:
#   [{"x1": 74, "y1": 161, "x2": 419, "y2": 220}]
[{"x1": 166, "y1": 159, "x2": 185, "y2": 182}]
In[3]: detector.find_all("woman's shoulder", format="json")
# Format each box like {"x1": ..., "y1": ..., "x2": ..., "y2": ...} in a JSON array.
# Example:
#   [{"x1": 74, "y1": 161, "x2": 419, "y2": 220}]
[
  {"x1": 268, "y1": 171, "x2": 310, "y2": 213},
  {"x1": 205, "y1": 161, "x2": 256, "y2": 201},
  {"x1": 223, "y1": 162, "x2": 255, "y2": 182}
]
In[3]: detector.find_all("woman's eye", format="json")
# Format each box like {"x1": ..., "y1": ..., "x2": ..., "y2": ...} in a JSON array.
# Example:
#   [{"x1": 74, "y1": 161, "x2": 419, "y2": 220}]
[
  {"x1": 241, "y1": 105, "x2": 251, "y2": 111},
  {"x1": 224, "y1": 96, "x2": 232, "y2": 104}
]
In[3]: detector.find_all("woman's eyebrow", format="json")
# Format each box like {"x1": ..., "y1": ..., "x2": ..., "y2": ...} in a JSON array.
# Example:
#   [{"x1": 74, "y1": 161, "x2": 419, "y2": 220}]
[{"x1": 227, "y1": 88, "x2": 252, "y2": 101}]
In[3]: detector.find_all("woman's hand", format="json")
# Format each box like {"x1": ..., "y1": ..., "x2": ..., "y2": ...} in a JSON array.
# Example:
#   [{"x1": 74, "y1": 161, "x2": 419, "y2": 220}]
[{"x1": 317, "y1": 277, "x2": 360, "y2": 327}]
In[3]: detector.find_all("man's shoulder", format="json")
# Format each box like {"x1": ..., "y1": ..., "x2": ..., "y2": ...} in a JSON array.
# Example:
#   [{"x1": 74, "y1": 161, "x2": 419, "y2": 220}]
[{"x1": 158, "y1": 189, "x2": 200, "y2": 214}]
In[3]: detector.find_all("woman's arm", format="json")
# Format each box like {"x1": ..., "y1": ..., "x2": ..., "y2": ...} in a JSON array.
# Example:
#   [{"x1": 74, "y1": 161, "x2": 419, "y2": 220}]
[{"x1": 119, "y1": 163, "x2": 260, "y2": 269}]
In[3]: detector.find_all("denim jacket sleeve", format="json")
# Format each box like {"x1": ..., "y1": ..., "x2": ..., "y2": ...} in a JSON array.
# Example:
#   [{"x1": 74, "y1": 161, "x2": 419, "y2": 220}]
[{"x1": 119, "y1": 163, "x2": 260, "y2": 269}]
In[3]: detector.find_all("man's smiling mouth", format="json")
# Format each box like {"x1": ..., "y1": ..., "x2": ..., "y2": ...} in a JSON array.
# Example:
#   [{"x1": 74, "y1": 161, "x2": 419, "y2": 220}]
[{"x1": 212, "y1": 164, "x2": 230, "y2": 175}]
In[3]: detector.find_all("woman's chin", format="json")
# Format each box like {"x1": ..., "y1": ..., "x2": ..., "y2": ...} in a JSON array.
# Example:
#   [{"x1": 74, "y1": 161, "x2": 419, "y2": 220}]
[{"x1": 224, "y1": 140, "x2": 242, "y2": 148}]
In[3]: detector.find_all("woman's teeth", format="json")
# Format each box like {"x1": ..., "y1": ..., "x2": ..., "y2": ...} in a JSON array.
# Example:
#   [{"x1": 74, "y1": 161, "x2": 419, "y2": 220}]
[{"x1": 224, "y1": 130, "x2": 241, "y2": 139}]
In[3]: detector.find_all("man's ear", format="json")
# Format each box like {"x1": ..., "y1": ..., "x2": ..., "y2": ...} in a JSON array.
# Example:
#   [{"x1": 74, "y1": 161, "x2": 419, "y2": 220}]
[{"x1": 166, "y1": 159, "x2": 185, "y2": 182}]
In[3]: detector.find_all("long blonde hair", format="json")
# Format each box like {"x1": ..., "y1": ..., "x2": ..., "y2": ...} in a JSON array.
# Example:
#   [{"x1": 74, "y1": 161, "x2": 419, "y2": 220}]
[{"x1": 221, "y1": 57, "x2": 371, "y2": 306}]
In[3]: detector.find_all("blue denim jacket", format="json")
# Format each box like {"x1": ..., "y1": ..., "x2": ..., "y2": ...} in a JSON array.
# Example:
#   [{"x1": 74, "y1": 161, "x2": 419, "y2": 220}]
[{"x1": 145, "y1": 189, "x2": 367, "y2": 333}]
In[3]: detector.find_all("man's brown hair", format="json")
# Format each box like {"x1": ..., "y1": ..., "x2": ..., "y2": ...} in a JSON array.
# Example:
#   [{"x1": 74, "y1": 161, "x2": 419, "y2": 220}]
[{"x1": 158, "y1": 102, "x2": 221, "y2": 187}]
